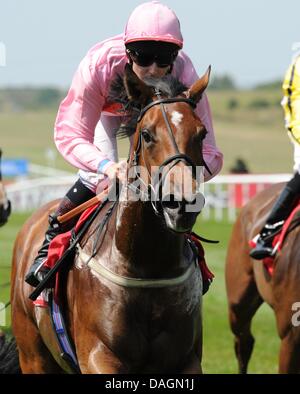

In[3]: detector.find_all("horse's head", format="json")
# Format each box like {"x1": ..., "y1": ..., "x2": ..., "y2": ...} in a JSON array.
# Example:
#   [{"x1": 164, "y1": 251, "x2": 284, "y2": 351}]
[
  {"x1": 123, "y1": 64, "x2": 210, "y2": 233},
  {"x1": 0, "y1": 149, "x2": 11, "y2": 227}
]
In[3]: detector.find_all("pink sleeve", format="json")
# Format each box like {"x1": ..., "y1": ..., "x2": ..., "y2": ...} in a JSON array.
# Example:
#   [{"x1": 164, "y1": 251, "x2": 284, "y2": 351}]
[
  {"x1": 195, "y1": 94, "x2": 223, "y2": 182},
  {"x1": 176, "y1": 53, "x2": 223, "y2": 181},
  {"x1": 54, "y1": 53, "x2": 110, "y2": 173}
]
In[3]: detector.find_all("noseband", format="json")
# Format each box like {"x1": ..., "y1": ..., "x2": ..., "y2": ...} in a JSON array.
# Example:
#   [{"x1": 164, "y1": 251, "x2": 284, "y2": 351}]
[{"x1": 130, "y1": 89, "x2": 210, "y2": 214}]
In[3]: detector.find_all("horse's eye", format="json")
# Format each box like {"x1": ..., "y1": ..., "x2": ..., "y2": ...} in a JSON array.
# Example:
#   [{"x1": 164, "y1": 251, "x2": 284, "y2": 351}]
[{"x1": 141, "y1": 129, "x2": 152, "y2": 144}]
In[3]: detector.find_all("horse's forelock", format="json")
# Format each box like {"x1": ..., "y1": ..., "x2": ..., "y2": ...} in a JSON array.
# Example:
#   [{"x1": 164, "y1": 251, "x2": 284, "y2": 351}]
[
  {"x1": 108, "y1": 74, "x2": 188, "y2": 139},
  {"x1": 108, "y1": 74, "x2": 187, "y2": 107},
  {"x1": 144, "y1": 75, "x2": 187, "y2": 97}
]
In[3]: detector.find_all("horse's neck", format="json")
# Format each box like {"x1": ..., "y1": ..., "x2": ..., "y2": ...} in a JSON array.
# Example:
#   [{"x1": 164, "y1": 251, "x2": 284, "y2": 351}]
[{"x1": 113, "y1": 199, "x2": 185, "y2": 277}]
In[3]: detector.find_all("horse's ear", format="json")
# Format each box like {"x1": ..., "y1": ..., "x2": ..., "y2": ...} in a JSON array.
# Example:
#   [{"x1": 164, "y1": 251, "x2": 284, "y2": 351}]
[
  {"x1": 185, "y1": 65, "x2": 211, "y2": 104},
  {"x1": 123, "y1": 64, "x2": 153, "y2": 105}
]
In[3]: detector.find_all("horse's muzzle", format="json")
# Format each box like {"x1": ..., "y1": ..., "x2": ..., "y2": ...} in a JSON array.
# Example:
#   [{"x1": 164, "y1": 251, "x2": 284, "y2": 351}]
[
  {"x1": 162, "y1": 192, "x2": 205, "y2": 233},
  {"x1": 0, "y1": 199, "x2": 11, "y2": 226}
]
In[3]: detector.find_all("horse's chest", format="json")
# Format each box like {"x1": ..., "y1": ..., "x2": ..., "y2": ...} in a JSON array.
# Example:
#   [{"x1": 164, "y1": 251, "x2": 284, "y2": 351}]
[
  {"x1": 108, "y1": 268, "x2": 202, "y2": 369},
  {"x1": 127, "y1": 266, "x2": 202, "y2": 325}
]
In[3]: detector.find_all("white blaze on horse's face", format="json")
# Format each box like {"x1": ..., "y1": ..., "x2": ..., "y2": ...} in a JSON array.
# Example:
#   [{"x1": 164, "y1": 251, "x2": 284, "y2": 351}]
[{"x1": 171, "y1": 111, "x2": 183, "y2": 128}]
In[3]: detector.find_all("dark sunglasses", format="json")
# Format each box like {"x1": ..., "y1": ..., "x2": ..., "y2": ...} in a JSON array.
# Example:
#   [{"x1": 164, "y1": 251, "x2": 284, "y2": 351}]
[{"x1": 126, "y1": 49, "x2": 178, "y2": 68}]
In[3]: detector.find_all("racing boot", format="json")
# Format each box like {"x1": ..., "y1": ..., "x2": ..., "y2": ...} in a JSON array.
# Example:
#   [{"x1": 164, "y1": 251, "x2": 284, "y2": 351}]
[{"x1": 25, "y1": 179, "x2": 95, "y2": 286}]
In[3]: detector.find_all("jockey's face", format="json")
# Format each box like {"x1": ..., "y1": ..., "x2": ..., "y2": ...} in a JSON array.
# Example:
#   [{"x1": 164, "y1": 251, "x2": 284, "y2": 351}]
[
  {"x1": 126, "y1": 41, "x2": 178, "y2": 80},
  {"x1": 132, "y1": 62, "x2": 170, "y2": 80}
]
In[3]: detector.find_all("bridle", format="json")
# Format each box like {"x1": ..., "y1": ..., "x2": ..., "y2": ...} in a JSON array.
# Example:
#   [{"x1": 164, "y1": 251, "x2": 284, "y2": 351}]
[{"x1": 129, "y1": 88, "x2": 211, "y2": 214}]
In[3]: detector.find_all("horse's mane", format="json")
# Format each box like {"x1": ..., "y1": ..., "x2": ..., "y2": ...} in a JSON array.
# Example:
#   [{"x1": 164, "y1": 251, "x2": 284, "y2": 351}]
[{"x1": 108, "y1": 73, "x2": 187, "y2": 138}]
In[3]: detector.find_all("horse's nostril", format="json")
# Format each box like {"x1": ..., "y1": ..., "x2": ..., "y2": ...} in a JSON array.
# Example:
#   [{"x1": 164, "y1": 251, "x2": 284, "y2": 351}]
[
  {"x1": 162, "y1": 194, "x2": 202, "y2": 213},
  {"x1": 162, "y1": 195, "x2": 181, "y2": 210},
  {"x1": 188, "y1": 197, "x2": 197, "y2": 206}
]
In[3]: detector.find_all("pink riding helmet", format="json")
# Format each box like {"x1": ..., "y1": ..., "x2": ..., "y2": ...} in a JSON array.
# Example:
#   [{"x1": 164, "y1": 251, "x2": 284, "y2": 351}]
[{"x1": 123, "y1": 1, "x2": 183, "y2": 48}]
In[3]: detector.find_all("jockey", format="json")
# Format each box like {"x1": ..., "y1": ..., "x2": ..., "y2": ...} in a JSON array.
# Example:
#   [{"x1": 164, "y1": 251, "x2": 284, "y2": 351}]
[
  {"x1": 250, "y1": 49, "x2": 300, "y2": 259},
  {"x1": 25, "y1": 0, "x2": 223, "y2": 287}
]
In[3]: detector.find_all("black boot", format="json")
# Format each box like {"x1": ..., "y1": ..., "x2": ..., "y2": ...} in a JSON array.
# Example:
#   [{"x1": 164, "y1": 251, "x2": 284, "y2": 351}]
[
  {"x1": 249, "y1": 221, "x2": 283, "y2": 260},
  {"x1": 25, "y1": 179, "x2": 95, "y2": 287},
  {"x1": 250, "y1": 172, "x2": 300, "y2": 260}
]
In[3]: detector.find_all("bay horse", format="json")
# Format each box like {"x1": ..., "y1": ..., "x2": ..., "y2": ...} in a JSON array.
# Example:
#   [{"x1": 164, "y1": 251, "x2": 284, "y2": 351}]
[
  {"x1": 10, "y1": 64, "x2": 210, "y2": 374},
  {"x1": 0, "y1": 149, "x2": 11, "y2": 226},
  {"x1": 226, "y1": 182, "x2": 300, "y2": 373}
]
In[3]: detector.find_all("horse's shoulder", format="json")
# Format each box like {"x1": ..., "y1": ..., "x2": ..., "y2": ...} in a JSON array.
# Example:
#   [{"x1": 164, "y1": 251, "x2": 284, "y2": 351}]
[
  {"x1": 242, "y1": 182, "x2": 285, "y2": 219},
  {"x1": 18, "y1": 199, "x2": 61, "y2": 238},
  {"x1": 32, "y1": 199, "x2": 61, "y2": 220},
  {"x1": 232, "y1": 183, "x2": 286, "y2": 239}
]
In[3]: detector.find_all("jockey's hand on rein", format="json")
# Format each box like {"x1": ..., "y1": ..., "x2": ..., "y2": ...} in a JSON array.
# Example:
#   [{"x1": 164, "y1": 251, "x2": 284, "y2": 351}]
[{"x1": 104, "y1": 161, "x2": 127, "y2": 184}]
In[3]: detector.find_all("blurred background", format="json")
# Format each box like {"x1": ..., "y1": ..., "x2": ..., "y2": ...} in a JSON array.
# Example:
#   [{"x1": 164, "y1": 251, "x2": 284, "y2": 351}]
[{"x1": 1, "y1": 0, "x2": 300, "y2": 373}]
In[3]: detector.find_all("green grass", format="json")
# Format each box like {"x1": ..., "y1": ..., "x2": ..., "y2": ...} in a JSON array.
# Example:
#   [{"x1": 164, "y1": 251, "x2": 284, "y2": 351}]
[
  {"x1": 0, "y1": 212, "x2": 280, "y2": 373},
  {"x1": 207, "y1": 89, "x2": 293, "y2": 174},
  {"x1": 0, "y1": 212, "x2": 31, "y2": 334},
  {"x1": 0, "y1": 111, "x2": 130, "y2": 173},
  {"x1": 194, "y1": 217, "x2": 279, "y2": 374}
]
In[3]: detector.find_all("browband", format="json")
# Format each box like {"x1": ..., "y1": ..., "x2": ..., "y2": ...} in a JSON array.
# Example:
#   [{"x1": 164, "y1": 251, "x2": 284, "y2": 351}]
[{"x1": 137, "y1": 97, "x2": 197, "y2": 122}]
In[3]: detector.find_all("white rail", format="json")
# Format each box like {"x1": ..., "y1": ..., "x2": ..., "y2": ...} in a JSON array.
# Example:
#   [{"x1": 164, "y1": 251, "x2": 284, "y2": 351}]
[
  {"x1": 6, "y1": 175, "x2": 76, "y2": 212},
  {"x1": 203, "y1": 173, "x2": 291, "y2": 221},
  {"x1": 5, "y1": 173, "x2": 292, "y2": 221}
]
